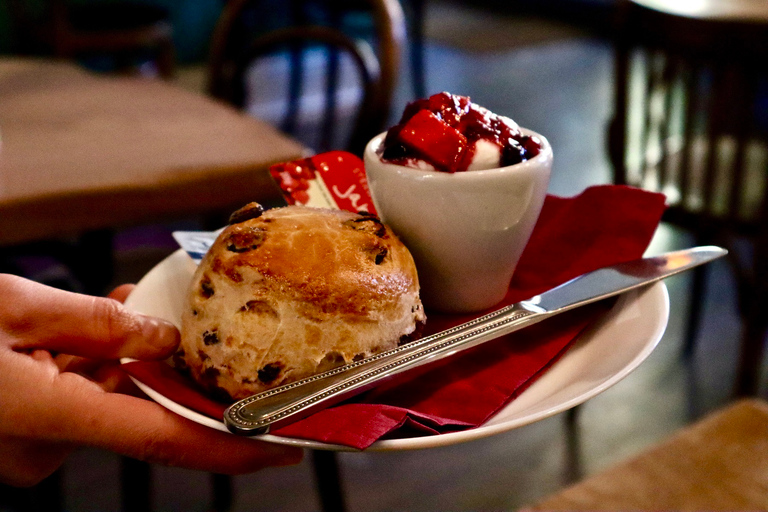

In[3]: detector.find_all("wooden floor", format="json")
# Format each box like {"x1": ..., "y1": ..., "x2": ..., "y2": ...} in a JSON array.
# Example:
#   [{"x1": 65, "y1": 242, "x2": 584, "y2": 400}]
[{"x1": 6, "y1": 1, "x2": 766, "y2": 511}]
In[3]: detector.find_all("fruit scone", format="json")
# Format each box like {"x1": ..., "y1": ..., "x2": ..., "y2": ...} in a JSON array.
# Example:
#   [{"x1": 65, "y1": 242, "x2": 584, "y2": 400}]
[{"x1": 177, "y1": 202, "x2": 426, "y2": 401}]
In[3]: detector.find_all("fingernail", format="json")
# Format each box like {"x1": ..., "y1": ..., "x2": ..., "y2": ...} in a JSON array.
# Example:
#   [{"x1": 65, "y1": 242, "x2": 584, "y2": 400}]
[{"x1": 140, "y1": 315, "x2": 180, "y2": 355}]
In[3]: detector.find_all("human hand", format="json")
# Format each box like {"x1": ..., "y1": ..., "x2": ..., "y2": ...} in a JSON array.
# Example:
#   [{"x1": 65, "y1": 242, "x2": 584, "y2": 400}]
[{"x1": 0, "y1": 275, "x2": 303, "y2": 487}]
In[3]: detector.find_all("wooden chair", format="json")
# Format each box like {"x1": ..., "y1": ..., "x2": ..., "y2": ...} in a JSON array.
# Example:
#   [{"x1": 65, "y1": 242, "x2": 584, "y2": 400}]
[
  {"x1": 8, "y1": 0, "x2": 175, "y2": 79},
  {"x1": 207, "y1": 0, "x2": 403, "y2": 155},
  {"x1": 530, "y1": 398, "x2": 768, "y2": 510},
  {"x1": 608, "y1": 0, "x2": 768, "y2": 395}
]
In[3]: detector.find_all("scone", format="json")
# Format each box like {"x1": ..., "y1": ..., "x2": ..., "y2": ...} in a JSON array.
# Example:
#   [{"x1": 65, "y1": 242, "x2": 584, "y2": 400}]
[{"x1": 178, "y1": 202, "x2": 426, "y2": 401}]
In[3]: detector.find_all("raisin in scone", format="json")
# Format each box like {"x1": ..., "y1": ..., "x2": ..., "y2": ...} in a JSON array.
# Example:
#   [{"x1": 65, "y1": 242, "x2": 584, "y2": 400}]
[{"x1": 178, "y1": 202, "x2": 426, "y2": 401}]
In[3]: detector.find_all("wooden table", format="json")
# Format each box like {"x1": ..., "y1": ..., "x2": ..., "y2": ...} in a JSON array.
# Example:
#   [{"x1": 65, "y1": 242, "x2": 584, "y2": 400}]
[
  {"x1": 528, "y1": 399, "x2": 768, "y2": 510},
  {"x1": 0, "y1": 58, "x2": 306, "y2": 246}
]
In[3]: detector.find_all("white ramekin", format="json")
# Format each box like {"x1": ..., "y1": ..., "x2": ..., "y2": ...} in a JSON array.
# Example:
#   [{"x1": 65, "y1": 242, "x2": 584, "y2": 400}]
[{"x1": 364, "y1": 130, "x2": 553, "y2": 313}]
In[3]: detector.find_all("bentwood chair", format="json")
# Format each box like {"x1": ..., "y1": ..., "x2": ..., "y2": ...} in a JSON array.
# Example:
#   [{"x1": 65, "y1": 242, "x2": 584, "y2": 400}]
[
  {"x1": 207, "y1": 0, "x2": 404, "y2": 155},
  {"x1": 608, "y1": 0, "x2": 768, "y2": 395},
  {"x1": 8, "y1": 0, "x2": 175, "y2": 79},
  {"x1": 209, "y1": 24, "x2": 383, "y2": 155}
]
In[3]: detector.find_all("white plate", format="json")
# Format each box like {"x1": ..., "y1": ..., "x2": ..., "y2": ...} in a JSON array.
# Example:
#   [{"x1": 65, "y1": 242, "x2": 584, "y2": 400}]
[{"x1": 122, "y1": 249, "x2": 669, "y2": 452}]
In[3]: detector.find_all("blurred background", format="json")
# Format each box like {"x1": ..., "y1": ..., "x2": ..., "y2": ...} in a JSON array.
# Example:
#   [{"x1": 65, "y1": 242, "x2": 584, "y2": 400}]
[{"x1": 0, "y1": 0, "x2": 766, "y2": 510}]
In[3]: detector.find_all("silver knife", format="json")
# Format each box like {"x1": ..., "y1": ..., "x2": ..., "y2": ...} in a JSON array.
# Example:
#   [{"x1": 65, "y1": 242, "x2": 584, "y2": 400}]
[{"x1": 224, "y1": 245, "x2": 727, "y2": 435}]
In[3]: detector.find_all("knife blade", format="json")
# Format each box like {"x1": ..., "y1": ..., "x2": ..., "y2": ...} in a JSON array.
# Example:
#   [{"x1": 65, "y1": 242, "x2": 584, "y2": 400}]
[{"x1": 224, "y1": 245, "x2": 727, "y2": 435}]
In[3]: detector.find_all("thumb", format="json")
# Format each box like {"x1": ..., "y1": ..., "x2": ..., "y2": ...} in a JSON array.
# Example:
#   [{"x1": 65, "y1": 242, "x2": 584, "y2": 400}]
[{"x1": 0, "y1": 274, "x2": 179, "y2": 360}]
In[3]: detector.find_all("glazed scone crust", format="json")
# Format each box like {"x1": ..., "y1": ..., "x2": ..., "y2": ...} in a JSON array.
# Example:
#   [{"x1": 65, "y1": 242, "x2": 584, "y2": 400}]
[{"x1": 179, "y1": 204, "x2": 426, "y2": 401}]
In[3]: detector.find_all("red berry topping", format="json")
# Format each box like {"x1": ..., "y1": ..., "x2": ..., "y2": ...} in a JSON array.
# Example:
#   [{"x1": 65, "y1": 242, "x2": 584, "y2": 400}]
[
  {"x1": 381, "y1": 92, "x2": 541, "y2": 173},
  {"x1": 398, "y1": 110, "x2": 469, "y2": 173}
]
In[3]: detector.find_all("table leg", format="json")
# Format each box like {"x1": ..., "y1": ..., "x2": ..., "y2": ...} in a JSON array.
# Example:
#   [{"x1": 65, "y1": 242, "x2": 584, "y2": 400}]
[
  {"x1": 0, "y1": 470, "x2": 63, "y2": 511},
  {"x1": 312, "y1": 450, "x2": 347, "y2": 512},
  {"x1": 68, "y1": 229, "x2": 115, "y2": 296},
  {"x1": 211, "y1": 473, "x2": 233, "y2": 512},
  {"x1": 121, "y1": 457, "x2": 151, "y2": 512}
]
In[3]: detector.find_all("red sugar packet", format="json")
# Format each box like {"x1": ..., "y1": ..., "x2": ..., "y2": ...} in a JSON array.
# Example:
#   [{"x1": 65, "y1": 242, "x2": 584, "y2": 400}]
[{"x1": 268, "y1": 151, "x2": 376, "y2": 214}]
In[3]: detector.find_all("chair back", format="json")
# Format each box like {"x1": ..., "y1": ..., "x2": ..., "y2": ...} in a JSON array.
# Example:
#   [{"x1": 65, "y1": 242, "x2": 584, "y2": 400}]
[
  {"x1": 608, "y1": 0, "x2": 768, "y2": 238},
  {"x1": 7, "y1": 0, "x2": 174, "y2": 78},
  {"x1": 207, "y1": 0, "x2": 402, "y2": 155}
]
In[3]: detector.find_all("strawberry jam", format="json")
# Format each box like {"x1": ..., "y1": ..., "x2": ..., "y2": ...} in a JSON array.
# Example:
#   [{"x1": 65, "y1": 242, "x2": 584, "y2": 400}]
[{"x1": 380, "y1": 92, "x2": 541, "y2": 173}]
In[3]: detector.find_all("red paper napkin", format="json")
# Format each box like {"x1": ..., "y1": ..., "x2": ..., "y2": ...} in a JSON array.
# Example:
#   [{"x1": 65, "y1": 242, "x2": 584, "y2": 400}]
[{"x1": 123, "y1": 184, "x2": 666, "y2": 449}]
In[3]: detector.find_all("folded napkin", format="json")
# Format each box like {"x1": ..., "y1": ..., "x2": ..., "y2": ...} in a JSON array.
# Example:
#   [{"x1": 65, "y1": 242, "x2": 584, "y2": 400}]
[{"x1": 123, "y1": 184, "x2": 666, "y2": 449}]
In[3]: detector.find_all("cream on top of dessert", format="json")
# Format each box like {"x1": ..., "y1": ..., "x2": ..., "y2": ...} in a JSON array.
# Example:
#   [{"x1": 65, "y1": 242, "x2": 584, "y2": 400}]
[{"x1": 379, "y1": 92, "x2": 541, "y2": 173}]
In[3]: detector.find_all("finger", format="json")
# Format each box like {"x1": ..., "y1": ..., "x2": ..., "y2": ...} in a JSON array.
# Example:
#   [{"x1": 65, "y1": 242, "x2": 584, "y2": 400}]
[
  {"x1": 2, "y1": 349, "x2": 303, "y2": 475},
  {"x1": 30, "y1": 349, "x2": 56, "y2": 366},
  {"x1": 56, "y1": 354, "x2": 98, "y2": 374},
  {"x1": 0, "y1": 438, "x2": 74, "y2": 487},
  {"x1": 92, "y1": 364, "x2": 146, "y2": 396},
  {"x1": 108, "y1": 284, "x2": 135, "y2": 304},
  {"x1": 0, "y1": 274, "x2": 179, "y2": 360},
  {"x1": 54, "y1": 356, "x2": 134, "y2": 393},
  {"x1": 55, "y1": 354, "x2": 145, "y2": 397},
  {"x1": 52, "y1": 379, "x2": 302, "y2": 473}
]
